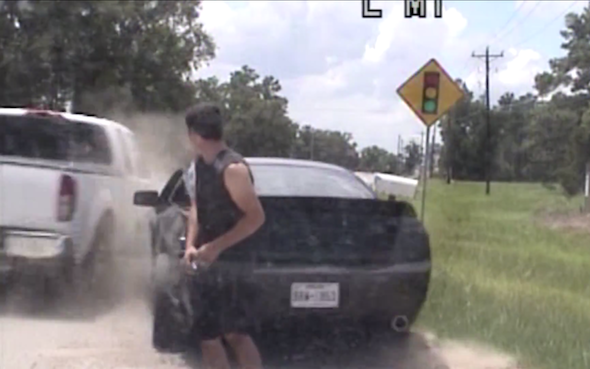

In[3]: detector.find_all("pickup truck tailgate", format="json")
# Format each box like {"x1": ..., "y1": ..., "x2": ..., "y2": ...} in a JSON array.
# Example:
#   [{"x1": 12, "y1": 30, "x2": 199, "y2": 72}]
[
  {"x1": 0, "y1": 159, "x2": 65, "y2": 230},
  {"x1": 0, "y1": 112, "x2": 75, "y2": 232}
]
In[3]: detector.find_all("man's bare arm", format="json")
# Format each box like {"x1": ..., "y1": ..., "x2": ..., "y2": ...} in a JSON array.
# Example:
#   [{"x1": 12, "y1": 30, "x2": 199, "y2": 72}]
[
  {"x1": 185, "y1": 199, "x2": 198, "y2": 253},
  {"x1": 210, "y1": 163, "x2": 265, "y2": 253}
]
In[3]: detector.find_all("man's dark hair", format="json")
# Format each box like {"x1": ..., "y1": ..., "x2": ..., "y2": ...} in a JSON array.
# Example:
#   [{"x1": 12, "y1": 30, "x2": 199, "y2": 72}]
[{"x1": 185, "y1": 102, "x2": 223, "y2": 140}]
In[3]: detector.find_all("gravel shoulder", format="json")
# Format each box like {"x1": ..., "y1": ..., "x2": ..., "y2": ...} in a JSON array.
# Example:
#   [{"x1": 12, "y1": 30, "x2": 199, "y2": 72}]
[{"x1": 0, "y1": 257, "x2": 520, "y2": 369}]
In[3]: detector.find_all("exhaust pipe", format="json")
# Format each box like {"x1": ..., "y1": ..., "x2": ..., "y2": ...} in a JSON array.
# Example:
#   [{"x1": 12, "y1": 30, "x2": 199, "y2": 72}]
[{"x1": 391, "y1": 315, "x2": 409, "y2": 332}]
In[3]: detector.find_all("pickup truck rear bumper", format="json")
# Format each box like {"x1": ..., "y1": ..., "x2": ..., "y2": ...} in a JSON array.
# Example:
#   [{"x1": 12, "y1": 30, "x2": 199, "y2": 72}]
[{"x1": 0, "y1": 229, "x2": 74, "y2": 281}]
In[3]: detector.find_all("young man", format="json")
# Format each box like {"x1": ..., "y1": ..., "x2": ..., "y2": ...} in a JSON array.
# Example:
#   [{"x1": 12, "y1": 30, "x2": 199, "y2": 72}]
[{"x1": 183, "y1": 102, "x2": 265, "y2": 369}]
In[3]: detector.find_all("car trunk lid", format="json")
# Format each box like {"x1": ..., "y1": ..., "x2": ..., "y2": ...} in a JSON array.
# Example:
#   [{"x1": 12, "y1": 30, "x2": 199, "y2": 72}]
[{"x1": 236, "y1": 197, "x2": 404, "y2": 267}]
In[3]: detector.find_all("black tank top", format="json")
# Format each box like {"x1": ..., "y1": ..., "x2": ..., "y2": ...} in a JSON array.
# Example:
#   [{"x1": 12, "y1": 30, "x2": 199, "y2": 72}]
[{"x1": 194, "y1": 149, "x2": 254, "y2": 261}]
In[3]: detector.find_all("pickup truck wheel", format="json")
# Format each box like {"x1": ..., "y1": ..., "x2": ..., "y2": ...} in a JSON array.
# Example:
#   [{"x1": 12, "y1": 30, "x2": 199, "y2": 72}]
[{"x1": 71, "y1": 219, "x2": 116, "y2": 308}]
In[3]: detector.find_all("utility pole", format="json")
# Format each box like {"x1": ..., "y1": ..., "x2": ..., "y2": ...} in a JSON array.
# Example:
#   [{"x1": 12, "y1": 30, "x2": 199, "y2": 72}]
[
  {"x1": 430, "y1": 123, "x2": 437, "y2": 177},
  {"x1": 310, "y1": 130, "x2": 315, "y2": 160},
  {"x1": 584, "y1": 162, "x2": 589, "y2": 212},
  {"x1": 420, "y1": 131, "x2": 425, "y2": 177},
  {"x1": 420, "y1": 127, "x2": 431, "y2": 221},
  {"x1": 473, "y1": 46, "x2": 503, "y2": 195},
  {"x1": 446, "y1": 112, "x2": 453, "y2": 184}
]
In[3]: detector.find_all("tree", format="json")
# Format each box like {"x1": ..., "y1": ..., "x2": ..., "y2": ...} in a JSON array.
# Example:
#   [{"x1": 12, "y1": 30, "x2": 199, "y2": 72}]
[
  {"x1": 534, "y1": 8, "x2": 590, "y2": 97},
  {"x1": 192, "y1": 66, "x2": 298, "y2": 158},
  {"x1": 439, "y1": 81, "x2": 490, "y2": 181},
  {"x1": 359, "y1": 146, "x2": 401, "y2": 174},
  {"x1": 0, "y1": 1, "x2": 215, "y2": 113},
  {"x1": 494, "y1": 93, "x2": 536, "y2": 181},
  {"x1": 531, "y1": 6, "x2": 590, "y2": 195},
  {"x1": 292, "y1": 126, "x2": 360, "y2": 169},
  {"x1": 403, "y1": 141, "x2": 423, "y2": 176}
]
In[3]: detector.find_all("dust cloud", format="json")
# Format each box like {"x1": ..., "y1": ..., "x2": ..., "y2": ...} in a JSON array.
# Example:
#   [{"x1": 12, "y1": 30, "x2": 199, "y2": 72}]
[{"x1": 109, "y1": 110, "x2": 192, "y2": 187}]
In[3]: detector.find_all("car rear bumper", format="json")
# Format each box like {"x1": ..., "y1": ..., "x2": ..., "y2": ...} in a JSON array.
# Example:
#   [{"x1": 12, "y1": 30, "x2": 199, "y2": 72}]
[
  {"x1": 0, "y1": 229, "x2": 74, "y2": 280},
  {"x1": 248, "y1": 262, "x2": 431, "y2": 321},
  {"x1": 184, "y1": 260, "x2": 431, "y2": 327}
]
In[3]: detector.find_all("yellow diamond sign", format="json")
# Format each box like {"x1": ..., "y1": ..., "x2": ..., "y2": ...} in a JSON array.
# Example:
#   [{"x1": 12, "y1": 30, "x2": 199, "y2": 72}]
[{"x1": 397, "y1": 58, "x2": 464, "y2": 127}]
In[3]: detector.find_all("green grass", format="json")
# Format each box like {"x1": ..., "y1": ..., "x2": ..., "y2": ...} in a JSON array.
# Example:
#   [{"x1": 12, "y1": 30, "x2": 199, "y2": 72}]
[{"x1": 414, "y1": 180, "x2": 590, "y2": 369}]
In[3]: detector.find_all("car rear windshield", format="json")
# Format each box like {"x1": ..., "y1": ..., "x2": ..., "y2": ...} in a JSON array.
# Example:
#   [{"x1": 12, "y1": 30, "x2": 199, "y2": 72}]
[
  {"x1": 250, "y1": 164, "x2": 375, "y2": 199},
  {"x1": 0, "y1": 114, "x2": 112, "y2": 164}
]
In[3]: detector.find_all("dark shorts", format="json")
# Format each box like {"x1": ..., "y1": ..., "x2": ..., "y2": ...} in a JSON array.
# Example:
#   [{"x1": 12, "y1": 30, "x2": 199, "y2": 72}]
[{"x1": 189, "y1": 268, "x2": 258, "y2": 341}]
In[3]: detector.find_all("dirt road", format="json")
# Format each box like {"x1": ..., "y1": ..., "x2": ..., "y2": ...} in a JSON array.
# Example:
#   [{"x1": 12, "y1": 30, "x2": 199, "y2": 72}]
[{"x1": 0, "y1": 260, "x2": 519, "y2": 369}]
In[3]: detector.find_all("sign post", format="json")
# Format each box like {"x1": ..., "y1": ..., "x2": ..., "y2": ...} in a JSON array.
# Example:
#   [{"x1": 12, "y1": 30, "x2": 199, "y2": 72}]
[
  {"x1": 420, "y1": 125, "x2": 431, "y2": 221},
  {"x1": 397, "y1": 58, "x2": 464, "y2": 221}
]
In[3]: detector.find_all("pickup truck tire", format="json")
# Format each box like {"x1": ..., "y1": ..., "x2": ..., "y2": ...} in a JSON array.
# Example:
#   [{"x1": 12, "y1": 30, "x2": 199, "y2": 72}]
[
  {"x1": 66, "y1": 215, "x2": 117, "y2": 311},
  {"x1": 90, "y1": 216, "x2": 116, "y2": 295}
]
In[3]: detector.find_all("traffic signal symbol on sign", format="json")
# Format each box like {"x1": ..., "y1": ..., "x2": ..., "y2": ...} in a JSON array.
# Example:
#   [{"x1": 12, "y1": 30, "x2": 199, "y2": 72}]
[
  {"x1": 422, "y1": 72, "x2": 440, "y2": 114},
  {"x1": 396, "y1": 58, "x2": 464, "y2": 127}
]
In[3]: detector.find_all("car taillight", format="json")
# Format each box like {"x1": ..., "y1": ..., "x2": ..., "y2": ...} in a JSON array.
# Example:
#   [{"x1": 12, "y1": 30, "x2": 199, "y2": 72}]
[{"x1": 57, "y1": 174, "x2": 76, "y2": 222}]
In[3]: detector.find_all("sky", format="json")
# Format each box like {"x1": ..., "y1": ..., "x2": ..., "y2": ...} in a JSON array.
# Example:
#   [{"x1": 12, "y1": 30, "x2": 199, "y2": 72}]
[{"x1": 196, "y1": 0, "x2": 586, "y2": 151}]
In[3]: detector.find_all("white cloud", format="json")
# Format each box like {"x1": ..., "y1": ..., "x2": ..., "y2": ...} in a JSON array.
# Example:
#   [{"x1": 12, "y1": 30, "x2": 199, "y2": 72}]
[
  {"x1": 444, "y1": 7, "x2": 468, "y2": 39},
  {"x1": 497, "y1": 48, "x2": 542, "y2": 89},
  {"x1": 198, "y1": 0, "x2": 549, "y2": 149},
  {"x1": 362, "y1": 2, "x2": 406, "y2": 64}
]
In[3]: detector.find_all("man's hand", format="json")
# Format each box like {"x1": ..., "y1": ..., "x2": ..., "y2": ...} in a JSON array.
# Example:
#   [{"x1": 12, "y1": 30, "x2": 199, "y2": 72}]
[
  {"x1": 183, "y1": 245, "x2": 199, "y2": 265},
  {"x1": 191, "y1": 243, "x2": 221, "y2": 266}
]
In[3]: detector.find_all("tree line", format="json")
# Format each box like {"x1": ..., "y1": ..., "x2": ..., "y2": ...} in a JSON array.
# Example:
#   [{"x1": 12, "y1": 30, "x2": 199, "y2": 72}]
[
  {"x1": 3, "y1": 1, "x2": 589, "y2": 195},
  {"x1": 440, "y1": 8, "x2": 590, "y2": 196}
]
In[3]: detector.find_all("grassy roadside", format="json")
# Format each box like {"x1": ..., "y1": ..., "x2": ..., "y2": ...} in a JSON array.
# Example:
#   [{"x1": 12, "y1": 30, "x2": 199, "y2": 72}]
[{"x1": 414, "y1": 180, "x2": 589, "y2": 369}]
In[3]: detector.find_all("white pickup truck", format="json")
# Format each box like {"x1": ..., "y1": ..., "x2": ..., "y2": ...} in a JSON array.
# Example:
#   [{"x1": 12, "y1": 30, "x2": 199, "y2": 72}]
[{"x1": 0, "y1": 108, "x2": 151, "y2": 297}]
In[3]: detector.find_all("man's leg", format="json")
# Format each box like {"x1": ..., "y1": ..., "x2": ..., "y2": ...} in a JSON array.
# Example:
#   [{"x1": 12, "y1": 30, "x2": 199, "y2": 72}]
[
  {"x1": 195, "y1": 273, "x2": 231, "y2": 369},
  {"x1": 224, "y1": 332, "x2": 262, "y2": 369},
  {"x1": 223, "y1": 278, "x2": 262, "y2": 369},
  {"x1": 200, "y1": 338, "x2": 231, "y2": 369}
]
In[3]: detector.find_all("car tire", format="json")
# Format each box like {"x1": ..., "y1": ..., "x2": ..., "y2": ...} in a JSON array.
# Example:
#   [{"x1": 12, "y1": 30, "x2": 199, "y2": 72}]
[
  {"x1": 152, "y1": 290, "x2": 189, "y2": 353},
  {"x1": 393, "y1": 215, "x2": 431, "y2": 315},
  {"x1": 151, "y1": 254, "x2": 192, "y2": 353}
]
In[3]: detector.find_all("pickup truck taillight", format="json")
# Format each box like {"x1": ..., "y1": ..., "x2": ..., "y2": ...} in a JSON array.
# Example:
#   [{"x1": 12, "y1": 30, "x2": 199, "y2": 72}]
[{"x1": 57, "y1": 174, "x2": 76, "y2": 222}]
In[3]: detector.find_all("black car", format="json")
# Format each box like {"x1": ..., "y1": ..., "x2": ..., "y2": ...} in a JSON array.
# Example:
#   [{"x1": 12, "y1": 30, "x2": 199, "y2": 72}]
[{"x1": 133, "y1": 158, "x2": 431, "y2": 351}]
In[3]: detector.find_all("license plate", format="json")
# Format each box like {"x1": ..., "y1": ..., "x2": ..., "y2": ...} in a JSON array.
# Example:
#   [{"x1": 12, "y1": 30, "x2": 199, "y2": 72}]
[
  {"x1": 5, "y1": 235, "x2": 62, "y2": 258},
  {"x1": 290, "y1": 283, "x2": 339, "y2": 308}
]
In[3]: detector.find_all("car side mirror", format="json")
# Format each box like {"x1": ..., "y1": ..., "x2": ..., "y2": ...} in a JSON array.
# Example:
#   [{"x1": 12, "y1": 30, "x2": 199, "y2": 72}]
[{"x1": 133, "y1": 191, "x2": 160, "y2": 207}]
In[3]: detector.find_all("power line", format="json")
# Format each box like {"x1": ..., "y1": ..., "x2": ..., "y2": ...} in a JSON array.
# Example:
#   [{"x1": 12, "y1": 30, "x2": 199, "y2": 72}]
[
  {"x1": 490, "y1": 1, "x2": 543, "y2": 46},
  {"x1": 483, "y1": 0, "x2": 527, "y2": 48},
  {"x1": 511, "y1": 1, "x2": 578, "y2": 49},
  {"x1": 455, "y1": 1, "x2": 527, "y2": 80}
]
